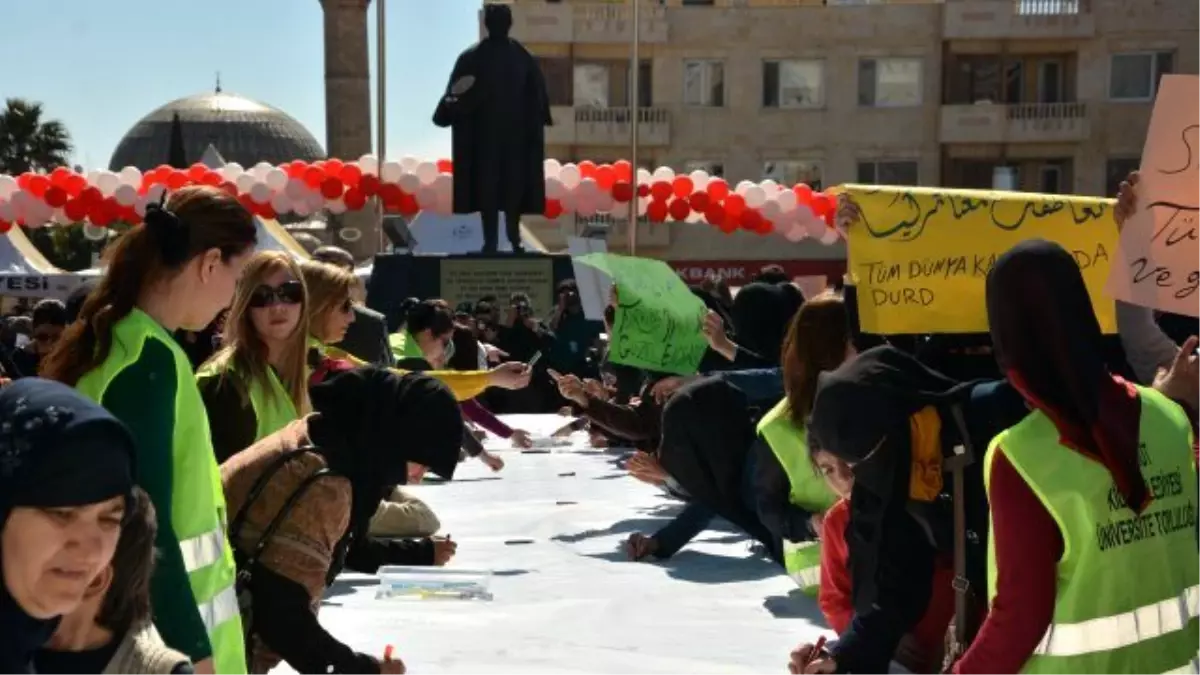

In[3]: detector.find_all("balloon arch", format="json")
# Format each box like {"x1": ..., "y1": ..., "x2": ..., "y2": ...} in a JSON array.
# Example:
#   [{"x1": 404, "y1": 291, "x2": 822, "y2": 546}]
[{"x1": 0, "y1": 156, "x2": 842, "y2": 245}]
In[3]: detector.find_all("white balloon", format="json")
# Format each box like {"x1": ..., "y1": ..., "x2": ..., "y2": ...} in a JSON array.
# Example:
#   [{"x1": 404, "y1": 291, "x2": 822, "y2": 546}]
[
  {"x1": 595, "y1": 190, "x2": 615, "y2": 214},
  {"x1": 85, "y1": 170, "x2": 100, "y2": 186},
  {"x1": 416, "y1": 187, "x2": 438, "y2": 209},
  {"x1": 398, "y1": 173, "x2": 421, "y2": 194},
  {"x1": 327, "y1": 199, "x2": 347, "y2": 215},
  {"x1": 118, "y1": 166, "x2": 143, "y2": 187},
  {"x1": 146, "y1": 184, "x2": 167, "y2": 204},
  {"x1": 83, "y1": 224, "x2": 110, "y2": 241},
  {"x1": 558, "y1": 191, "x2": 576, "y2": 214},
  {"x1": 293, "y1": 201, "x2": 313, "y2": 218},
  {"x1": 651, "y1": 166, "x2": 675, "y2": 182},
  {"x1": 270, "y1": 193, "x2": 291, "y2": 214},
  {"x1": 760, "y1": 199, "x2": 783, "y2": 222},
  {"x1": 235, "y1": 173, "x2": 256, "y2": 194},
  {"x1": 545, "y1": 178, "x2": 566, "y2": 200},
  {"x1": 358, "y1": 154, "x2": 379, "y2": 176},
  {"x1": 433, "y1": 174, "x2": 453, "y2": 200},
  {"x1": 744, "y1": 186, "x2": 767, "y2": 209},
  {"x1": 776, "y1": 189, "x2": 798, "y2": 213},
  {"x1": 265, "y1": 168, "x2": 289, "y2": 192},
  {"x1": 0, "y1": 201, "x2": 15, "y2": 222},
  {"x1": 802, "y1": 211, "x2": 826, "y2": 239},
  {"x1": 559, "y1": 164, "x2": 581, "y2": 190},
  {"x1": 96, "y1": 172, "x2": 120, "y2": 197},
  {"x1": 0, "y1": 175, "x2": 16, "y2": 199},
  {"x1": 114, "y1": 184, "x2": 138, "y2": 207},
  {"x1": 305, "y1": 190, "x2": 325, "y2": 211},
  {"x1": 52, "y1": 208, "x2": 73, "y2": 226},
  {"x1": 761, "y1": 179, "x2": 780, "y2": 194},
  {"x1": 688, "y1": 170, "x2": 710, "y2": 191},
  {"x1": 399, "y1": 156, "x2": 419, "y2": 173},
  {"x1": 285, "y1": 178, "x2": 307, "y2": 201},
  {"x1": 250, "y1": 182, "x2": 272, "y2": 204},
  {"x1": 415, "y1": 162, "x2": 439, "y2": 186},
  {"x1": 133, "y1": 197, "x2": 148, "y2": 217},
  {"x1": 637, "y1": 196, "x2": 649, "y2": 217},
  {"x1": 735, "y1": 180, "x2": 754, "y2": 196},
  {"x1": 636, "y1": 168, "x2": 653, "y2": 187},
  {"x1": 578, "y1": 177, "x2": 599, "y2": 198},
  {"x1": 251, "y1": 162, "x2": 273, "y2": 181},
  {"x1": 784, "y1": 221, "x2": 808, "y2": 242},
  {"x1": 820, "y1": 227, "x2": 841, "y2": 245},
  {"x1": 576, "y1": 198, "x2": 597, "y2": 218},
  {"x1": 380, "y1": 161, "x2": 403, "y2": 184},
  {"x1": 221, "y1": 163, "x2": 246, "y2": 182},
  {"x1": 543, "y1": 158, "x2": 562, "y2": 178}
]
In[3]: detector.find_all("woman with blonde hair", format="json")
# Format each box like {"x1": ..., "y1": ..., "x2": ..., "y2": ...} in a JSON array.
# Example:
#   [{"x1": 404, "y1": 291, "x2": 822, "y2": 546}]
[
  {"x1": 198, "y1": 251, "x2": 312, "y2": 464},
  {"x1": 300, "y1": 260, "x2": 532, "y2": 399}
]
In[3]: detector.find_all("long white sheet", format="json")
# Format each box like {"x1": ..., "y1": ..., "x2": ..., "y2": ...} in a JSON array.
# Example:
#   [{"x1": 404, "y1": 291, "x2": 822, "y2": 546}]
[{"x1": 285, "y1": 415, "x2": 832, "y2": 673}]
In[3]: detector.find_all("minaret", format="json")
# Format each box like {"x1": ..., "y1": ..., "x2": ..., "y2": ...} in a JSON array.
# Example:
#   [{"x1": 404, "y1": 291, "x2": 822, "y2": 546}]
[{"x1": 320, "y1": 0, "x2": 378, "y2": 259}]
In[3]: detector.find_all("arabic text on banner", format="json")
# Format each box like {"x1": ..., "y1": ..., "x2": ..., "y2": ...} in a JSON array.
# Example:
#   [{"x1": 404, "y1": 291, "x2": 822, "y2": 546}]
[
  {"x1": 840, "y1": 185, "x2": 1118, "y2": 334},
  {"x1": 1106, "y1": 74, "x2": 1200, "y2": 317}
]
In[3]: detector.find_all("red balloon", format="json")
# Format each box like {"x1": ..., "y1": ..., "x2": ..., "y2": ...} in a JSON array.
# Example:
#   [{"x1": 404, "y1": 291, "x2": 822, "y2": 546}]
[
  {"x1": 64, "y1": 199, "x2": 88, "y2": 222},
  {"x1": 613, "y1": 160, "x2": 633, "y2": 183},
  {"x1": 154, "y1": 164, "x2": 173, "y2": 176},
  {"x1": 201, "y1": 171, "x2": 223, "y2": 187},
  {"x1": 79, "y1": 187, "x2": 102, "y2": 206},
  {"x1": 65, "y1": 174, "x2": 86, "y2": 197},
  {"x1": 258, "y1": 204, "x2": 277, "y2": 220},
  {"x1": 219, "y1": 181, "x2": 239, "y2": 197},
  {"x1": 810, "y1": 193, "x2": 834, "y2": 217},
  {"x1": 398, "y1": 192, "x2": 420, "y2": 216},
  {"x1": 324, "y1": 159, "x2": 345, "y2": 177},
  {"x1": 794, "y1": 183, "x2": 814, "y2": 205},
  {"x1": 578, "y1": 160, "x2": 597, "y2": 179},
  {"x1": 637, "y1": 183, "x2": 651, "y2": 199},
  {"x1": 16, "y1": 173, "x2": 33, "y2": 190},
  {"x1": 668, "y1": 198, "x2": 692, "y2": 222},
  {"x1": 344, "y1": 187, "x2": 367, "y2": 211},
  {"x1": 339, "y1": 164, "x2": 363, "y2": 186},
  {"x1": 704, "y1": 203, "x2": 725, "y2": 227},
  {"x1": 724, "y1": 193, "x2": 746, "y2": 217},
  {"x1": 646, "y1": 200, "x2": 669, "y2": 223},
  {"x1": 689, "y1": 191, "x2": 711, "y2": 212},
  {"x1": 50, "y1": 167, "x2": 72, "y2": 187},
  {"x1": 238, "y1": 195, "x2": 257, "y2": 214},
  {"x1": 43, "y1": 186, "x2": 68, "y2": 208},
  {"x1": 611, "y1": 181, "x2": 634, "y2": 203},
  {"x1": 187, "y1": 164, "x2": 209, "y2": 181},
  {"x1": 706, "y1": 178, "x2": 730, "y2": 201},
  {"x1": 739, "y1": 209, "x2": 763, "y2": 231},
  {"x1": 303, "y1": 166, "x2": 326, "y2": 189},
  {"x1": 378, "y1": 183, "x2": 402, "y2": 203},
  {"x1": 544, "y1": 199, "x2": 564, "y2": 220},
  {"x1": 27, "y1": 175, "x2": 50, "y2": 198},
  {"x1": 436, "y1": 159, "x2": 454, "y2": 174},
  {"x1": 650, "y1": 181, "x2": 672, "y2": 202},
  {"x1": 287, "y1": 160, "x2": 308, "y2": 178},
  {"x1": 320, "y1": 177, "x2": 344, "y2": 200},
  {"x1": 595, "y1": 165, "x2": 616, "y2": 191},
  {"x1": 166, "y1": 171, "x2": 189, "y2": 190},
  {"x1": 0, "y1": 220, "x2": 10, "y2": 234},
  {"x1": 718, "y1": 218, "x2": 738, "y2": 235},
  {"x1": 672, "y1": 176, "x2": 694, "y2": 199},
  {"x1": 358, "y1": 173, "x2": 380, "y2": 197}
]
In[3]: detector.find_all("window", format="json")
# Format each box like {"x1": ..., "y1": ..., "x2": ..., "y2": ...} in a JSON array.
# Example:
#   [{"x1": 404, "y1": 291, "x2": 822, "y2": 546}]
[
  {"x1": 683, "y1": 160, "x2": 725, "y2": 178},
  {"x1": 858, "y1": 58, "x2": 922, "y2": 107},
  {"x1": 683, "y1": 60, "x2": 725, "y2": 107},
  {"x1": 856, "y1": 160, "x2": 919, "y2": 186},
  {"x1": 1037, "y1": 59, "x2": 1064, "y2": 103},
  {"x1": 1109, "y1": 52, "x2": 1174, "y2": 101},
  {"x1": 573, "y1": 63, "x2": 611, "y2": 108},
  {"x1": 1105, "y1": 158, "x2": 1140, "y2": 197},
  {"x1": 763, "y1": 60, "x2": 824, "y2": 108},
  {"x1": 763, "y1": 160, "x2": 823, "y2": 190}
]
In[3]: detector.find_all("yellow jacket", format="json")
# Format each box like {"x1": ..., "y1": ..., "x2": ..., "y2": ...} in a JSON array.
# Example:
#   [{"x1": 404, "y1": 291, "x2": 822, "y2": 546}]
[{"x1": 321, "y1": 344, "x2": 490, "y2": 401}]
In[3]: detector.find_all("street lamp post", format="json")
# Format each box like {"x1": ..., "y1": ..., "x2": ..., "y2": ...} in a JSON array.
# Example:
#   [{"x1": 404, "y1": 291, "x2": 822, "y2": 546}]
[
  {"x1": 376, "y1": 0, "x2": 387, "y2": 253},
  {"x1": 627, "y1": 0, "x2": 640, "y2": 256}
]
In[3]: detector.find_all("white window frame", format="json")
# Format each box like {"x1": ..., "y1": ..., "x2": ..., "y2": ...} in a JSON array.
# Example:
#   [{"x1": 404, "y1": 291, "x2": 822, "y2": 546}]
[
  {"x1": 764, "y1": 59, "x2": 825, "y2": 109},
  {"x1": 857, "y1": 159, "x2": 920, "y2": 186},
  {"x1": 1108, "y1": 51, "x2": 1172, "y2": 102},
  {"x1": 859, "y1": 57, "x2": 923, "y2": 108},
  {"x1": 763, "y1": 160, "x2": 824, "y2": 190},
  {"x1": 683, "y1": 59, "x2": 725, "y2": 108},
  {"x1": 682, "y1": 160, "x2": 725, "y2": 178},
  {"x1": 573, "y1": 63, "x2": 611, "y2": 108}
]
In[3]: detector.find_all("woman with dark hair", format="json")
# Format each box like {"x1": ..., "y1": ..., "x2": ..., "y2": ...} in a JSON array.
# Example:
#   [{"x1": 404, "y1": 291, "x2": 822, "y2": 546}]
[
  {"x1": 42, "y1": 185, "x2": 257, "y2": 674},
  {"x1": 36, "y1": 490, "x2": 192, "y2": 674},
  {"x1": 0, "y1": 378, "x2": 136, "y2": 673},
  {"x1": 390, "y1": 300, "x2": 456, "y2": 370},
  {"x1": 952, "y1": 240, "x2": 1198, "y2": 674},
  {"x1": 222, "y1": 368, "x2": 463, "y2": 674}
]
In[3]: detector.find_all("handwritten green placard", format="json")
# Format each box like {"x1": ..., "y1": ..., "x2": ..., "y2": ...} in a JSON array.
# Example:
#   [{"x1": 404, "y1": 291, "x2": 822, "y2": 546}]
[{"x1": 575, "y1": 253, "x2": 708, "y2": 376}]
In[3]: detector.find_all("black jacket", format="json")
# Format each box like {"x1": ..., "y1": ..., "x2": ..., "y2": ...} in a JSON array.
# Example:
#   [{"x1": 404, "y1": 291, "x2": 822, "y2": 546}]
[{"x1": 334, "y1": 306, "x2": 392, "y2": 367}]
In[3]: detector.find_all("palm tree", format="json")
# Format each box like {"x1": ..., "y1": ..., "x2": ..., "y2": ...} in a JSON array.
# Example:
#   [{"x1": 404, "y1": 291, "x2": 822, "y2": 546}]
[{"x1": 0, "y1": 98, "x2": 73, "y2": 174}]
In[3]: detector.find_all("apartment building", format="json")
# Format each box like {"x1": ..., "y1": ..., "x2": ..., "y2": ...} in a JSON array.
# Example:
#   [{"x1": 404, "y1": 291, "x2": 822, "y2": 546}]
[{"x1": 493, "y1": 0, "x2": 1198, "y2": 261}]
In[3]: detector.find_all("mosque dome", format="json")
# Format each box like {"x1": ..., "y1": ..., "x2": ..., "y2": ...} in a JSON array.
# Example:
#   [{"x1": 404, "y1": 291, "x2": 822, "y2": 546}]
[{"x1": 108, "y1": 90, "x2": 325, "y2": 171}]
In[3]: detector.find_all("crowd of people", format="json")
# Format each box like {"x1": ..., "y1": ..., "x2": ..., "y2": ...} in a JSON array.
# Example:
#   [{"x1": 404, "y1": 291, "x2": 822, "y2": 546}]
[{"x1": 0, "y1": 174, "x2": 1197, "y2": 675}]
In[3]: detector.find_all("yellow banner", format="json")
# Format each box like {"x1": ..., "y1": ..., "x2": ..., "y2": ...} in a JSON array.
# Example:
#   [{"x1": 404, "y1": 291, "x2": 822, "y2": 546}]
[{"x1": 840, "y1": 185, "x2": 1119, "y2": 334}]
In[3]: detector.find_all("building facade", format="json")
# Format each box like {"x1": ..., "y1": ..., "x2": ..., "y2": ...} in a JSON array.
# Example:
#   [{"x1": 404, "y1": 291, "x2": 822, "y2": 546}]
[{"x1": 494, "y1": 0, "x2": 1198, "y2": 260}]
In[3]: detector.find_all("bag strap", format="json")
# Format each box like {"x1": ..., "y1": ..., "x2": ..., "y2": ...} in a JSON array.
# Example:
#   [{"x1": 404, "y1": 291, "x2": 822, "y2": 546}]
[
  {"x1": 946, "y1": 403, "x2": 976, "y2": 645},
  {"x1": 229, "y1": 446, "x2": 320, "y2": 543},
  {"x1": 243, "y1": 467, "x2": 341, "y2": 568}
]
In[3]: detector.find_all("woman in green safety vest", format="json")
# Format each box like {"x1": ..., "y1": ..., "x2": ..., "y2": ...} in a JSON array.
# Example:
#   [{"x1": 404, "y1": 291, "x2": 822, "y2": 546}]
[
  {"x1": 389, "y1": 298, "x2": 454, "y2": 370},
  {"x1": 42, "y1": 185, "x2": 256, "y2": 675},
  {"x1": 954, "y1": 240, "x2": 1199, "y2": 674},
  {"x1": 753, "y1": 292, "x2": 848, "y2": 595},
  {"x1": 198, "y1": 251, "x2": 313, "y2": 464}
]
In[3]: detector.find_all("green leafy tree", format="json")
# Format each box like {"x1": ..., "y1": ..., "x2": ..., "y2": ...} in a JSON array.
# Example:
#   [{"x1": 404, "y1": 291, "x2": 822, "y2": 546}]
[{"x1": 0, "y1": 98, "x2": 73, "y2": 174}]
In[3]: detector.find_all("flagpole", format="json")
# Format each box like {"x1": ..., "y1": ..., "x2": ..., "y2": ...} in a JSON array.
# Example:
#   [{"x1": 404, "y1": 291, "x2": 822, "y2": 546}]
[
  {"x1": 627, "y1": 0, "x2": 640, "y2": 256},
  {"x1": 376, "y1": 0, "x2": 387, "y2": 253}
]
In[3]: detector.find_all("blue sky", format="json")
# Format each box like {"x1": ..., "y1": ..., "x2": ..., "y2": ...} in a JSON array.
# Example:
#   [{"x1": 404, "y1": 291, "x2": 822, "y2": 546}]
[{"x1": 2, "y1": 0, "x2": 479, "y2": 169}]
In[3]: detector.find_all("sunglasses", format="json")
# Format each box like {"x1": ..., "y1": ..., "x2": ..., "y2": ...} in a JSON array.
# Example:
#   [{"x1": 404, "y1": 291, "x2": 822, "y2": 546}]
[{"x1": 249, "y1": 281, "x2": 304, "y2": 309}]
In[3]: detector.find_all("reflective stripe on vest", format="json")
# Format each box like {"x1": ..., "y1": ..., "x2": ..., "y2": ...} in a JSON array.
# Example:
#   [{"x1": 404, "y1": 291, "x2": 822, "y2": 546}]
[
  {"x1": 1032, "y1": 584, "x2": 1199, "y2": 657},
  {"x1": 985, "y1": 385, "x2": 1199, "y2": 674},
  {"x1": 782, "y1": 539, "x2": 822, "y2": 593},
  {"x1": 198, "y1": 585, "x2": 241, "y2": 634},
  {"x1": 179, "y1": 528, "x2": 226, "y2": 573}
]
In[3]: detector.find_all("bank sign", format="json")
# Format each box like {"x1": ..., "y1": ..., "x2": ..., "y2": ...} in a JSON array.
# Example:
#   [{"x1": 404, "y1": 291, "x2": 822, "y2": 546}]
[
  {"x1": 0, "y1": 274, "x2": 83, "y2": 298},
  {"x1": 669, "y1": 260, "x2": 846, "y2": 284}
]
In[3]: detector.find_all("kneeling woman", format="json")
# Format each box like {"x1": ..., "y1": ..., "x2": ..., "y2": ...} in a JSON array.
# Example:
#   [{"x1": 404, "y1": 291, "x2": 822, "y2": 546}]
[
  {"x1": 221, "y1": 368, "x2": 462, "y2": 674},
  {"x1": 198, "y1": 251, "x2": 311, "y2": 463}
]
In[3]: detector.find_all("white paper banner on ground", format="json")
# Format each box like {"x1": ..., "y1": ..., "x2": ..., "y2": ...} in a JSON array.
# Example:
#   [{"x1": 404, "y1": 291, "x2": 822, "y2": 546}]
[
  {"x1": 567, "y1": 236, "x2": 612, "y2": 321},
  {"x1": 1106, "y1": 74, "x2": 1200, "y2": 316}
]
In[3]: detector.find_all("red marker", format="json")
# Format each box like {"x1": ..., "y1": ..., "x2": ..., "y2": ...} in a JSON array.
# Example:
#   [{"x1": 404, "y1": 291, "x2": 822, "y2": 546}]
[
  {"x1": 805, "y1": 636, "x2": 827, "y2": 670},
  {"x1": 383, "y1": 644, "x2": 394, "y2": 663}
]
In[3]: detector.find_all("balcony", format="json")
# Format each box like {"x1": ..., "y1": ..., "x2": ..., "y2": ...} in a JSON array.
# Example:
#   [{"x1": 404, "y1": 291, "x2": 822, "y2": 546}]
[
  {"x1": 502, "y1": 2, "x2": 669, "y2": 44},
  {"x1": 546, "y1": 106, "x2": 671, "y2": 147},
  {"x1": 944, "y1": 0, "x2": 1095, "y2": 39},
  {"x1": 940, "y1": 102, "x2": 1090, "y2": 144}
]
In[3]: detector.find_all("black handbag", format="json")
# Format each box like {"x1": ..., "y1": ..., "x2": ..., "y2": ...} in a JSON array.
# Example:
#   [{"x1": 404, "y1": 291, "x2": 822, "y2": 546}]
[{"x1": 227, "y1": 447, "x2": 342, "y2": 653}]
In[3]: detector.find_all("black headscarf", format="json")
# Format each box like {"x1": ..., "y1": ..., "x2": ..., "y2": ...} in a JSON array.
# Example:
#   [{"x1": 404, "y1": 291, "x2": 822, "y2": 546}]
[
  {"x1": 986, "y1": 239, "x2": 1148, "y2": 511},
  {"x1": 0, "y1": 378, "x2": 135, "y2": 674},
  {"x1": 730, "y1": 282, "x2": 804, "y2": 365},
  {"x1": 307, "y1": 367, "x2": 463, "y2": 537},
  {"x1": 808, "y1": 346, "x2": 975, "y2": 614}
]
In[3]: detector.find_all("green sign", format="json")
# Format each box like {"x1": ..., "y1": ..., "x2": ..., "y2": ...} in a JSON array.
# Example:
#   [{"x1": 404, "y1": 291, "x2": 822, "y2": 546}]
[{"x1": 575, "y1": 253, "x2": 708, "y2": 376}]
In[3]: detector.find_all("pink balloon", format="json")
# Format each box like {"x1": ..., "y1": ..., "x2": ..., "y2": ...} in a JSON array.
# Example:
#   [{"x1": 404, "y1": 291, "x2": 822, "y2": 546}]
[{"x1": 784, "y1": 221, "x2": 808, "y2": 242}]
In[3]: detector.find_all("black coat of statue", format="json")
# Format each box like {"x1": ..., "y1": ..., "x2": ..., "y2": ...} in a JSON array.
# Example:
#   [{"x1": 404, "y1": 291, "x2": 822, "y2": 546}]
[{"x1": 434, "y1": 4, "x2": 551, "y2": 218}]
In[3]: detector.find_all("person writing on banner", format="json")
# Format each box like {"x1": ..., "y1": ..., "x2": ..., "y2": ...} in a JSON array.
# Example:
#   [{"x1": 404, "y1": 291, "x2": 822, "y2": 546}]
[{"x1": 950, "y1": 240, "x2": 1199, "y2": 673}]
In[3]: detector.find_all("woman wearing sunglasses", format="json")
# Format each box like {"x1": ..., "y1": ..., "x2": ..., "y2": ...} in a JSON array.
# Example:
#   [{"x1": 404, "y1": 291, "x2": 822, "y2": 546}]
[{"x1": 197, "y1": 252, "x2": 312, "y2": 464}]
